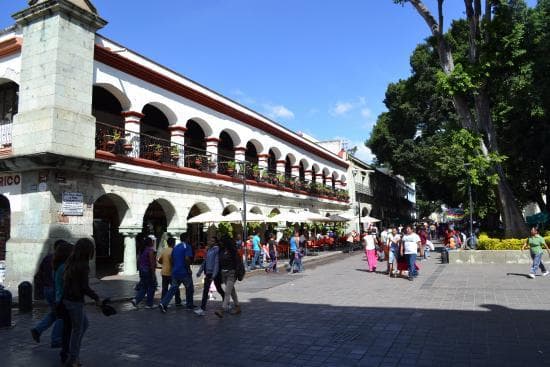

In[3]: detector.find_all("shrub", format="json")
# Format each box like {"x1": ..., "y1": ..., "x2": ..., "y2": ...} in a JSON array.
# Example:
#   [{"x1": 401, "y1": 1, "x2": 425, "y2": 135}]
[{"x1": 477, "y1": 234, "x2": 550, "y2": 250}]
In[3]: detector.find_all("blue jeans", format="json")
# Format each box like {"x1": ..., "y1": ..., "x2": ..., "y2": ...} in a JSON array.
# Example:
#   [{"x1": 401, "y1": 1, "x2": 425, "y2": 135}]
[
  {"x1": 252, "y1": 250, "x2": 261, "y2": 269},
  {"x1": 161, "y1": 275, "x2": 194, "y2": 308},
  {"x1": 135, "y1": 270, "x2": 156, "y2": 307},
  {"x1": 405, "y1": 253, "x2": 417, "y2": 277},
  {"x1": 33, "y1": 286, "x2": 63, "y2": 346},
  {"x1": 531, "y1": 252, "x2": 547, "y2": 274},
  {"x1": 63, "y1": 300, "x2": 89, "y2": 364},
  {"x1": 424, "y1": 246, "x2": 430, "y2": 259}
]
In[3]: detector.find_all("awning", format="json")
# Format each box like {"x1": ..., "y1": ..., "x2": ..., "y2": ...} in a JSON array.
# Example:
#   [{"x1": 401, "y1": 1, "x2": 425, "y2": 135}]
[{"x1": 187, "y1": 211, "x2": 225, "y2": 224}]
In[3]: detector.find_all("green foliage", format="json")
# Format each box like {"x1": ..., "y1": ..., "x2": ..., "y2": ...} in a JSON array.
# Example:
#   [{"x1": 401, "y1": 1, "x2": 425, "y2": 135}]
[
  {"x1": 217, "y1": 222, "x2": 233, "y2": 238},
  {"x1": 477, "y1": 233, "x2": 550, "y2": 250},
  {"x1": 436, "y1": 64, "x2": 476, "y2": 96}
]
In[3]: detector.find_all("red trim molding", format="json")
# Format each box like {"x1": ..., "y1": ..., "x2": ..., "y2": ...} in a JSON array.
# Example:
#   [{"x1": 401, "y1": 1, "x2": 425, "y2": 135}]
[
  {"x1": 0, "y1": 37, "x2": 22, "y2": 58},
  {"x1": 94, "y1": 45, "x2": 348, "y2": 169},
  {"x1": 168, "y1": 125, "x2": 187, "y2": 133},
  {"x1": 257, "y1": 154, "x2": 270, "y2": 158},
  {"x1": 96, "y1": 150, "x2": 348, "y2": 203},
  {"x1": 234, "y1": 146, "x2": 246, "y2": 152},
  {"x1": 121, "y1": 111, "x2": 144, "y2": 119},
  {"x1": 205, "y1": 137, "x2": 220, "y2": 143}
]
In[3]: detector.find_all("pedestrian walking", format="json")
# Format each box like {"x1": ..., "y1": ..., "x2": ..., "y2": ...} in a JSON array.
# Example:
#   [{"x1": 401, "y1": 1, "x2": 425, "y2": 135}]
[
  {"x1": 158, "y1": 237, "x2": 181, "y2": 306},
  {"x1": 387, "y1": 228, "x2": 401, "y2": 277},
  {"x1": 364, "y1": 231, "x2": 378, "y2": 272},
  {"x1": 62, "y1": 238, "x2": 101, "y2": 367},
  {"x1": 31, "y1": 240, "x2": 71, "y2": 348},
  {"x1": 251, "y1": 230, "x2": 262, "y2": 269},
  {"x1": 265, "y1": 233, "x2": 278, "y2": 272},
  {"x1": 132, "y1": 236, "x2": 157, "y2": 309},
  {"x1": 159, "y1": 233, "x2": 196, "y2": 312},
  {"x1": 194, "y1": 238, "x2": 224, "y2": 316},
  {"x1": 215, "y1": 236, "x2": 241, "y2": 318},
  {"x1": 522, "y1": 227, "x2": 550, "y2": 279},
  {"x1": 288, "y1": 231, "x2": 299, "y2": 271},
  {"x1": 401, "y1": 226, "x2": 421, "y2": 281}
]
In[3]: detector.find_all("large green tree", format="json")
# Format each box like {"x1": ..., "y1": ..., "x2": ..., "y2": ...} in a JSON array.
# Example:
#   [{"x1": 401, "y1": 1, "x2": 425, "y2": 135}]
[{"x1": 389, "y1": 0, "x2": 537, "y2": 237}]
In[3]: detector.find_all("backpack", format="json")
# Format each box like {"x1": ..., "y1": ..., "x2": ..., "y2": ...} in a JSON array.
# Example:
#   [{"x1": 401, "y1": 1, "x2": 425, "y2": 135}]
[{"x1": 236, "y1": 255, "x2": 246, "y2": 281}]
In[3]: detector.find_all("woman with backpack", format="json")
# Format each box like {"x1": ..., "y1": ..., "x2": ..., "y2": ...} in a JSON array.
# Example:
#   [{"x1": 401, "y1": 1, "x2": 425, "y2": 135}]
[
  {"x1": 215, "y1": 236, "x2": 241, "y2": 318},
  {"x1": 62, "y1": 238, "x2": 101, "y2": 367}
]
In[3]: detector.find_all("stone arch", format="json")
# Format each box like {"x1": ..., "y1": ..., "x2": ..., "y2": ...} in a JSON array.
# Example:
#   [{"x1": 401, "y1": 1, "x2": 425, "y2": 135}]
[
  {"x1": 186, "y1": 202, "x2": 211, "y2": 247},
  {"x1": 146, "y1": 101, "x2": 178, "y2": 126},
  {"x1": 249, "y1": 206, "x2": 263, "y2": 214},
  {"x1": 245, "y1": 140, "x2": 259, "y2": 166},
  {"x1": 141, "y1": 103, "x2": 171, "y2": 141},
  {"x1": 222, "y1": 204, "x2": 239, "y2": 215},
  {"x1": 152, "y1": 198, "x2": 177, "y2": 227},
  {"x1": 185, "y1": 119, "x2": 207, "y2": 158},
  {"x1": 246, "y1": 139, "x2": 264, "y2": 154},
  {"x1": 93, "y1": 83, "x2": 131, "y2": 111},
  {"x1": 0, "y1": 80, "x2": 18, "y2": 147},
  {"x1": 361, "y1": 207, "x2": 369, "y2": 217},
  {"x1": 92, "y1": 85, "x2": 124, "y2": 128},
  {"x1": 186, "y1": 117, "x2": 213, "y2": 137},
  {"x1": 92, "y1": 193, "x2": 130, "y2": 276},
  {"x1": 219, "y1": 128, "x2": 241, "y2": 147},
  {"x1": 187, "y1": 202, "x2": 211, "y2": 219},
  {"x1": 285, "y1": 153, "x2": 297, "y2": 166},
  {"x1": 311, "y1": 163, "x2": 320, "y2": 184},
  {"x1": 340, "y1": 173, "x2": 347, "y2": 184},
  {"x1": 267, "y1": 148, "x2": 278, "y2": 174}
]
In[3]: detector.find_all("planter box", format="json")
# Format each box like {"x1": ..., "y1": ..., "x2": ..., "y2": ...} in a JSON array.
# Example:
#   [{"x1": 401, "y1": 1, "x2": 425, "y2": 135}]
[{"x1": 448, "y1": 250, "x2": 549, "y2": 264}]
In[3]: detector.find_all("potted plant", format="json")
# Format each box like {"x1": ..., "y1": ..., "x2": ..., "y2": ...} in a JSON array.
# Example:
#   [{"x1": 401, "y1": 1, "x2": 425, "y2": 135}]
[
  {"x1": 275, "y1": 174, "x2": 285, "y2": 186},
  {"x1": 152, "y1": 144, "x2": 162, "y2": 160},
  {"x1": 122, "y1": 135, "x2": 133, "y2": 153},
  {"x1": 194, "y1": 156, "x2": 203, "y2": 169},
  {"x1": 170, "y1": 145, "x2": 179, "y2": 161},
  {"x1": 226, "y1": 160, "x2": 236, "y2": 175},
  {"x1": 251, "y1": 164, "x2": 260, "y2": 179}
]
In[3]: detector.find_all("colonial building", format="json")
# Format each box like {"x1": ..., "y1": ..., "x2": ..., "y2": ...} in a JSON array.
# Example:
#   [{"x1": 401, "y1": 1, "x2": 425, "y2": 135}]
[{"x1": 0, "y1": 0, "x2": 349, "y2": 284}]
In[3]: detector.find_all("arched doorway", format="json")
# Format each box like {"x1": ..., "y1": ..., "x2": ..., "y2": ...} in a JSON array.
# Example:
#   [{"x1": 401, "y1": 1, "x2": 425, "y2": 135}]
[
  {"x1": 267, "y1": 149, "x2": 277, "y2": 174},
  {"x1": 285, "y1": 156, "x2": 292, "y2": 180},
  {"x1": 0, "y1": 195, "x2": 10, "y2": 261},
  {"x1": 218, "y1": 131, "x2": 235, "y2": 175},
  {"x1": 93, "y1": 194, "x2": 125, "y2": 277},
  {"x1": 185, "y1": 119, "x2": 206, "y2": 168},
  {"x1": 140, "y1": 104, "x2": 171, "y2": 162},
  {"x1": 0, "y1": 80, "x2": 18, "y2": 148},
  {"x1": 299, "y1": 161, "x2": 305, "y2": 182},
  {"x1": 187, "y1": 203, "x2": 210, "y2": 249},
  {"x1": 142, "y1": 200, "x2": 168, "y2": 251}
]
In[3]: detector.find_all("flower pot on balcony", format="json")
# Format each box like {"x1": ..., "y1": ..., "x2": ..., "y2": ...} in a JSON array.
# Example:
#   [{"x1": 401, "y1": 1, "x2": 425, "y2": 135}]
[
  {"x1": 194, "y1": 158, "x2": 202, "y2": 168},
  {"x1": 226, "y1": 168, "x2": 234, "y2": 176},
  {"x1": 106, "y1": 140, "x2": 115, "y2": 150},
  {"x1": 123, "y1": 143, "x2": 133, "y2": 153}
]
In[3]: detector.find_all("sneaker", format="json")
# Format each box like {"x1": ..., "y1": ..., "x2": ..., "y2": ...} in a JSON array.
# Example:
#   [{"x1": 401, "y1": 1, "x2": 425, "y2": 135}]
[
  {"x1": 408, "y1": 277, "x2": 414, "y2": 282},
  {"x1": 194, "y1": 308, "x2": 205, "y2": 316},
  {"x1": 186, "y1": 305, "x2": 198, "y2": 311},
  {"x1": 175, "y1": 303, "x2": 184, "y2": 307},
  {"x1": 130, "y1": 299, "x2": 137, "y2": 308},
  {"x1": 144, "y1": 305, "x2": 154, "y2": 309},
  {"x1": 214, "y1": 309, "x2": 224, "y2": 318},
  {"x1": 528, "y1": 273, "x2": 536, "y2": 279},
  {"x1": 30, "y1": 328, "x2": 40, "y2": 343},
  {"x1": 543, "y1": 272, "x2": 549, "y2": 277},
  {"x1": 159, "y1": 303, "x2": 167, "y2": 313}
]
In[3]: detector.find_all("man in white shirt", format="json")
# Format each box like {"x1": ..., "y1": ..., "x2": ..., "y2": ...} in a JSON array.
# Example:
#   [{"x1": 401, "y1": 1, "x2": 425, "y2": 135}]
[
  {"x1": 400, "y1": 226, "x2": 421, "y2": 281},
  {"x1": 387, "y1": 228, "x2": 401, "y2": 277}
]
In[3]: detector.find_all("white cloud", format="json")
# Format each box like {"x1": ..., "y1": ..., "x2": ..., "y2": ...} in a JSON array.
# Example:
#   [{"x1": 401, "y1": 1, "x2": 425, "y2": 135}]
[
  {"x1": 360, "y1": 107, "x2": 372, "y2": 119},
  {"x1": 264, "y1": 104, "x2": 295, "y2": 120},
  {"x1": 351, "y1": 141, "x2": 376, "y2": 164},
  {"x1": 329, "y1": 96, "x2": 369, "y2": 117},
  {"x1": 331, "y1": 102, "x2": 354, "y2": 116}
]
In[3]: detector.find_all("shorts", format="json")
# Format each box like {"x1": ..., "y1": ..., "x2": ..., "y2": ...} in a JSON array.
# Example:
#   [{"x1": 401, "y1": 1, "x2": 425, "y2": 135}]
[{"x1": 389, "y1": 249, "x2": 398, "y2": 264}]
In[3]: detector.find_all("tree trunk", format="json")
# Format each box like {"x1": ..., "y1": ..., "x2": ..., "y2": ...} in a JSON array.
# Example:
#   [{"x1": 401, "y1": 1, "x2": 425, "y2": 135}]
[{"x1": 405, "y1": 0, "x2": 528, "y2": 238}]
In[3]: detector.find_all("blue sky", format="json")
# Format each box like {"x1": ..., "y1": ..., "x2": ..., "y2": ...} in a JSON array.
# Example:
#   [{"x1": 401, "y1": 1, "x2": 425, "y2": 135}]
[{"x1": 0, "y1": 0, "x2": 537, "y2": 163}]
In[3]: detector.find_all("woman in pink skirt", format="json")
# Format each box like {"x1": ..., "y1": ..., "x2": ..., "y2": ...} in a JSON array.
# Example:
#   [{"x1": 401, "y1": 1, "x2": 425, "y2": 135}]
[{"x1": 364, "y1": 231, "x2": 378, "y2": 272}]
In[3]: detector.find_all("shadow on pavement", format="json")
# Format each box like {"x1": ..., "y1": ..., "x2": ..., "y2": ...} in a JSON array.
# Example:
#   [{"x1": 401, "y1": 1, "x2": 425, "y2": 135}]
[{"x1": 2, "y1": 295, "x2": 550, "y2": 367}]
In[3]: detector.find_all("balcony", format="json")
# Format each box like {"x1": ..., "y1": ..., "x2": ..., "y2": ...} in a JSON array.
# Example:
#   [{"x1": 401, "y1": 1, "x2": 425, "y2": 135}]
[{"x1": 95, "y1": 122, "x2": 349, "y2": 203}]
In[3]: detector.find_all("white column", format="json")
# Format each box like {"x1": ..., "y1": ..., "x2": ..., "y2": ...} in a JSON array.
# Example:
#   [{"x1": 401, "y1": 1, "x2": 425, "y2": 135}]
[
  {"x1": 258, "y1": 154, "x2": 269, "y2": 171},
  {"x1": 120, "y1": 230, "x2": 139, "y2": 276},
  {"x1": 305, "y1": 170, "x2": 313, "y2": 182},
  {"x1": 234, "y1": 146, "x2": 246, "y2": 173},
  {"x1": 291, "y1": 165, "x2": 300, "y2": 179},
  {"x1": 276, "y1": 160, "x2": 286, "y2": 175},
  {"x1": 205, "y1": 137, "x2": 219, "y2": 173},
  {"x1": 169, "y1": 126, "x2": 186, "y2": 167},
  {"x1": 122, "y1": 111, "x2": 143, "y2": 158}
]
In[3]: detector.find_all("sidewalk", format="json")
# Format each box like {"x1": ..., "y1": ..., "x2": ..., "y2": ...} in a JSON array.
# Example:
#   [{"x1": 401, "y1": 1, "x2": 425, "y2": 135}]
[{"x1": 8, "y1": 249, "x2": 354, "y2": 307}]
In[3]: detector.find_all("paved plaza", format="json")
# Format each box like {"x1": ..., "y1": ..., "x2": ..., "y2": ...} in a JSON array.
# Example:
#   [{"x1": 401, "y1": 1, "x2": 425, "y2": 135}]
[{"x1": 2, "y1": 253, "x2": 550, "y2": 366}]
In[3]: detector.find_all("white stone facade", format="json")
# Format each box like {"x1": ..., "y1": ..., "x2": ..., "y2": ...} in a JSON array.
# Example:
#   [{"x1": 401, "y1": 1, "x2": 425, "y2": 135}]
[{"x1": 0, "y1": 0, "x2": 350, "y2": 285}]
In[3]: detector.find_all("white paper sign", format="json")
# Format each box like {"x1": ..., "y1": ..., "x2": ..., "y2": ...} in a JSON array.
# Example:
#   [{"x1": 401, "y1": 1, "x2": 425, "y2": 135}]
[{"x1": 62, "y1": 192, "x2": 84, "y2": 216}]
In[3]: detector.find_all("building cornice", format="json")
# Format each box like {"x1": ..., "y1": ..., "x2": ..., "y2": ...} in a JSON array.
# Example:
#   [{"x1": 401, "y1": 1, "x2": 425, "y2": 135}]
[{"x1": 0, "y1": 37, "x2": 22, "y2": 58}]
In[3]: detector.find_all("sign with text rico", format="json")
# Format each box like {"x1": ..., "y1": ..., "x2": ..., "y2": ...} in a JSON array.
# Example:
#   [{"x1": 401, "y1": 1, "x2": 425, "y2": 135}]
[{"x1": 62, "y1": 192, "x2": 84, "y2": 216}]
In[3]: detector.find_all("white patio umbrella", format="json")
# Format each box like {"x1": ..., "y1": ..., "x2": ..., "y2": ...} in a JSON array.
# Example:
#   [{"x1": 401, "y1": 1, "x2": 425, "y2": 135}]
[
  {"x1": 327, "y1": 214, "x2": 351, "y2": 222},
  {"x1": 363, "y1": 215, "x2": 381, "y2": 223},
  {"x1": 219, "y1": 211, "x2": 268, "y2": 223},
  {"x1": 186, "y1": 211, "x2": 225, "y2": 224}
]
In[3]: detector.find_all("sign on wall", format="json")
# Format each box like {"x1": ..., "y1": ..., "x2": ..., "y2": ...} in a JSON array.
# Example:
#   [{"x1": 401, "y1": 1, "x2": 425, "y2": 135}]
[
  {"x1": 0, "y1": 173, "x2": 21, "y2": 195},
  {"x1": 62, "y1": 192, "x2": 84, "y2": 216}
]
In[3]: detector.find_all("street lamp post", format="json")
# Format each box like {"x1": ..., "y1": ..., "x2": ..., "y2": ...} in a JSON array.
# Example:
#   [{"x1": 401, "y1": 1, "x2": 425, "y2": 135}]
[
  {"x1": 464, "y1": 163, "x2": 474, "y2": 246},
  {"x1": 240, "y1": 161, "x2": 248, "y2": 269}
]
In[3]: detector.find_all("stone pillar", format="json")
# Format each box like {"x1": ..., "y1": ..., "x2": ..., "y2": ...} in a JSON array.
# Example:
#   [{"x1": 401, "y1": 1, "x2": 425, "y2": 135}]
[
  {"x1": 120, "y1": 230, "x2": 139, "y2": 276},
  {"x1": 334, "y1": 179, "x2": 342, "y2": 190},
  {"x1": 326, "y1": 176, "x2": 334, "y2": 188},
  {"x1": 305, "y1": 170, "x2": 313, "y2": 182},
  {"x1": 169, "y1": 126, "x2": 186, "y2": 167},
  {"x1": 122, "y1": 111, "x2": 143, "y2": 158},
  {"x1": 257, "y1": 154, "x2": 269, "y2": 171},
  {"x1": 205, "y1": 137, "x2": 219, "y2": 173},
  {"x1": 12, "y1": 1, "x2": 107, "y2": 159},
  {"x1": 276, "y1": 160, "x2": 286, "y2": 176},
  {"x1": 291, "y1": 165, "x2": 300, "y2": 179},
  {"x1": 234, "y1": 146, "x2": 246, "y2": 174}
]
